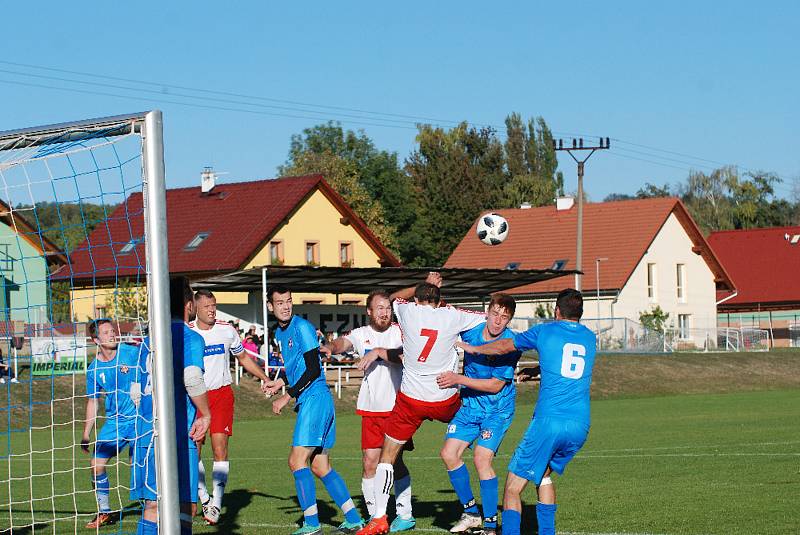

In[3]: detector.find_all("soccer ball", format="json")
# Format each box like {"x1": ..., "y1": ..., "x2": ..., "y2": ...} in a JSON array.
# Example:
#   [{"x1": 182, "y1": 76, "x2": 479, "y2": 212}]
[{"x1": 476, "y1": 213, "x2": 509, "y2": 246}]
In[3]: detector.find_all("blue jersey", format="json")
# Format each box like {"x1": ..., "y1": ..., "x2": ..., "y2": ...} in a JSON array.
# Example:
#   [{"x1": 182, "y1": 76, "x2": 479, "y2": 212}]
[
  {"x1": 274, "y1": 315, "x2": 327, "y2": 404},
  {"x1": 459, "y1": 322, "x2": 521, "y2": 414},
  {"x1": 134, "y1": 321, "x2": 206, "y2": 448},
  {"x1": 513, "y1": 321, "x2": 596, "y2": 425},
  {"x1": 86, "y1": 343, "x2": 141, "y2": 421}
]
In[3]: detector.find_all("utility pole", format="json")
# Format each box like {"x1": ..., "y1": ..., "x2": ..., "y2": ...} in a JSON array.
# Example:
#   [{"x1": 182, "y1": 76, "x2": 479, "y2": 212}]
[{"x1": 553, "y1": 137, "x2": 610, "y2": 291}]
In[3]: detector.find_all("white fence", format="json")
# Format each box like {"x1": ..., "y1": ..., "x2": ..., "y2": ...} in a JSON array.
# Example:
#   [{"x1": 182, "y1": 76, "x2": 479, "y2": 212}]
[{"x1": 510, "y1": 317, "x2": 771, "y2": 353}]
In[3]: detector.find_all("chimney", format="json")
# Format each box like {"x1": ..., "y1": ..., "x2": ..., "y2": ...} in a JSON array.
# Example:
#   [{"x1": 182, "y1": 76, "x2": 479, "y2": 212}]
[
  {"x1": 201, "y1": 167, "x2": 216, "y2": 193},
  {"x1": 520, "y1": 202, "x2": 532, "y2": 209},
  {"x1": 556, "y1": 196, "x2": 575, "y2": 211}
]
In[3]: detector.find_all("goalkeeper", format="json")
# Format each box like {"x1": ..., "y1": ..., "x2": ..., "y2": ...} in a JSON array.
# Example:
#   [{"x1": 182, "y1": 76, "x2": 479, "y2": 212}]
[{"x1": 82, "y1": 319, "x2": 142, "y2": 529}]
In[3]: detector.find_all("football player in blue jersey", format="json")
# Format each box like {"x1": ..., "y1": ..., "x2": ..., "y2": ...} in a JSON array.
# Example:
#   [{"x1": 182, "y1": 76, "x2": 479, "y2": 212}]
[
  {"x1": 82, "y1": 318, "x2": 142, "y2": 528},
  {"x1": 130, "y1": 277, "x2": 211, "y2": 535},
  {"x1": 437, "y1": 293, "x2": 521, "y2": 535},
  {"x1": 263, "y1": 286, "x2": 365, "y2": 535},
  {"x1": 458, "y1": 289, "x2": 596, "y2": 535}
]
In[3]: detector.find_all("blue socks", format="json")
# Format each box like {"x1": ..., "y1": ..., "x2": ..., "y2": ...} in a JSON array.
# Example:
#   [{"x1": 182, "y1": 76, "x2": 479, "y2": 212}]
[
  {"x1": 447, "y1": 464, "x2": 479, "y2": 514},
  {"x1": 479, "y1": 477, "x2": 498, "y2": 528},
  {"x1": 93, "y1": 472, "x2": 111, "y2": 512},
  {"x1": 293, "y1": 468, "x2": 320, "y2": 527},
  {"x1": 501, "y1": 508, "x2": 521, "y2": 535},
  {"x1": 321, "y1": 469, "x2": 362, "y2": 524},
  {"x1": 536, "y1": 502, "x2": 557, "y2": 535},
  {"x1": 136, "y1": 519, "x2": 157, "y2": 535}
]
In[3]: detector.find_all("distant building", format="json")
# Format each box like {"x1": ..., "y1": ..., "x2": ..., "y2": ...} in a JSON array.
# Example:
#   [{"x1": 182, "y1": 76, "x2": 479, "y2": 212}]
[
  {"x1": 708, "y1": 226, "x2": 800, "y2": 347},
  {"x1": 66, "y1": 174, "x2": 400, "y2": 321},
  {"x1": 446, "y1": 197, "x2": 735, "y2": 349},
  {"x1": 0, "y1": 200, "x2": 67, "y2": 323}
]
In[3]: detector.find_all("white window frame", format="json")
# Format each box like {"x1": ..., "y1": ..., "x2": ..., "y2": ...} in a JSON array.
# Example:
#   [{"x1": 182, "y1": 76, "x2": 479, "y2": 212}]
[
  {"x1": 647, "y1": 263, "x2": 657, "y2": 302},
  {"x1": 676, "y1": 263, "x2": 686, "y2": 302},
  {"x1": 678, "y1": 314, "x2": 691, "y2": 339}
]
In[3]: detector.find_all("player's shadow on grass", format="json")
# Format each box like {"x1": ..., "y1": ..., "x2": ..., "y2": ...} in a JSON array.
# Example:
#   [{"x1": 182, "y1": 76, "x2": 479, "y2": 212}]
[
  {"x1": 0, "y1": 523, "x2": 49, "y2": 535},
  {"x1": 415, "y1": 491, "x2": 538, "y2": 532},
  {"x1": 214, "y1": 489, "x2": 271, "y2": 532}
]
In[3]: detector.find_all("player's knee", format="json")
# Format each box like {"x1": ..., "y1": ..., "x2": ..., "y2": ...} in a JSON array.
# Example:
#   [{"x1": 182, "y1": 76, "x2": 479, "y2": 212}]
[
  {"x1": 439, "y1": 445, "x2": 460, "y2": 468},
  {"x1": 472, "y1": 448, "x2": 494, "y2": 474},
  {"x1": 362, "y1": 454, "x2": 379, "y2": 476}
]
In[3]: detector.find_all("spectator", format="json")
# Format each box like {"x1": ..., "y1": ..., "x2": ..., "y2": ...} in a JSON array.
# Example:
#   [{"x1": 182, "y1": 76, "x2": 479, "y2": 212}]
[{"x1": 0, "y1": 347, "x2": 18, "y2": 384}]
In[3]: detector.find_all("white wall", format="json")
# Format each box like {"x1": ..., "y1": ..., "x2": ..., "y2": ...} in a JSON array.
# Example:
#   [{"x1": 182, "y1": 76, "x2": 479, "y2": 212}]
[
  {"x1": 614, "y1": 213, "x2": 718, "y2": 345},
  {"x1": 513, "y1": 213, "x2": 719, "y2": 349}
]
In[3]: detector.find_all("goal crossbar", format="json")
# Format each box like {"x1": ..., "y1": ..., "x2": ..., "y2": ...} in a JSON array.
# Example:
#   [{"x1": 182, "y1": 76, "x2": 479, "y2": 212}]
[{"x1": 0, "y1": 111, "x2": 149, "y2": 151}]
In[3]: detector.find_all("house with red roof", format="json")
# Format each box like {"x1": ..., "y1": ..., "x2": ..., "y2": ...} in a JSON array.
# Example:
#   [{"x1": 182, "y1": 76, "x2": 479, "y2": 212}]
[
  {"x1": 708, "y1": 226, "x2": 800, "y2": 347},
  {"x1": 446, "y1": 197, "x2": 736, "y2": 349},
  {"x1": 66, "y1": 173, "x2": 399, "y2": 321}
]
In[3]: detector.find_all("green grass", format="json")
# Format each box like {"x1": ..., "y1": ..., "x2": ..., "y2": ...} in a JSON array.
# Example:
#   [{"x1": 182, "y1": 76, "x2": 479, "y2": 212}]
[{"x1": 1, "y1": 352, "x2": 799, "y2": 534}]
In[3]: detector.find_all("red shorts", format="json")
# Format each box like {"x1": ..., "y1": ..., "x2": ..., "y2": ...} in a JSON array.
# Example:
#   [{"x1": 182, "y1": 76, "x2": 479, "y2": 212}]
[
  {"x1": 208, "y1": 385, "x2": 235, "y2": 436},
  {"x1": 385, "y1": 392, "x2": 461, "y2": 443},
  {"x1": 361, "y1": 414, "x2": 415, "y2": 451}
]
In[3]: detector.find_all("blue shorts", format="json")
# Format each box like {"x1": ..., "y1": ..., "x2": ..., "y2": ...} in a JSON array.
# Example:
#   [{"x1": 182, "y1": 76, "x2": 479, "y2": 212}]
[
  {"x1": 130, "y1": 441, "x2": 199, "y2": 503},
  {"x1": 445, "y1": 405, "x2": 515, "y2": 453},
  {"x1": 93, "y1": 420, "x2": 136, "y2": 459},
  {"x1": 293, "y1": 388, "x2": 336, "y2": 450},
  {"x1": 508, "y1": 416, "x2": 589, "y2": 485}
]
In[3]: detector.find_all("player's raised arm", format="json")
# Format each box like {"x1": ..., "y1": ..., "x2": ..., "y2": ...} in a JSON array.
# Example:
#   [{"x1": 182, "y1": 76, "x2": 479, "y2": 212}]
[
  {"x1": 457, "y1": 337, "x2": 516, "y2": 356},
  {"x1": 389, "y1": 271, "x2": 442, "y2": 302}
]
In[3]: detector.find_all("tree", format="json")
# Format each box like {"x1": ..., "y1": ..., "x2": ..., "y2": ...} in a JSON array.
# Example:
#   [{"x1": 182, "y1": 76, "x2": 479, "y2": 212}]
[
  {"x1": 279, "y1": 122, "x2": 412, "y2": 258},
  {"x1": 105, "y1": 278, "x2": 148, "y2": 321},
  {"x1": 404, "y1": 122, "x2": 506, "y2": 266},
  {"x1": 639, "y1": 305, "x2": 669, "y2": 334},
  {"x1": 678, "y1": 167, "x2": 737, "y2": 233},
  {"x1": 499, "y1": 114, "x2": 564, "y2": 208},
  {"x1": 635, "y1": 182, "x2": 672, "y2": 198}
]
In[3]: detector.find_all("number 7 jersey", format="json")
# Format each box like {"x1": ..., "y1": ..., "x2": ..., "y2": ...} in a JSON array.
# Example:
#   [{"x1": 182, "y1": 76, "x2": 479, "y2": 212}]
[
  {"x1": 393, "y1": 298, "x2": 485, "y2": 402},
  {"x1": 513, "y1": 320, "x2": 597, "y2": 425}
]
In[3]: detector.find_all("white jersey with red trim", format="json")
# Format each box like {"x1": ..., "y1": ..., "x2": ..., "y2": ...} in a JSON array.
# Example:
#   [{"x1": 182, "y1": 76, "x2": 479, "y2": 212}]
[
  {"x1": 345, "y1": 324, "x2": 403, "y2": 415},
  {"x1": 392, "y1": 299, "x2": 485, "y2": 402},
  {"x1": 189, "y1": 320, "x2": 244, "y2": 390}
]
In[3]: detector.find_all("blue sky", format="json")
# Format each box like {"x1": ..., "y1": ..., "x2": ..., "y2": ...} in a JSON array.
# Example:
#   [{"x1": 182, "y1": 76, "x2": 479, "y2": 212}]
[{"x1": 2, "y1": 1, "x2": 797, "y2": 201}]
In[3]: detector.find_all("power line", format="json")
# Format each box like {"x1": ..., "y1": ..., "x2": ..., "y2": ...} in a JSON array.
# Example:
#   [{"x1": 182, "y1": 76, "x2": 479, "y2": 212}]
[{"x1": 0, "y1": 61, "x2": 790, "y2": 184}]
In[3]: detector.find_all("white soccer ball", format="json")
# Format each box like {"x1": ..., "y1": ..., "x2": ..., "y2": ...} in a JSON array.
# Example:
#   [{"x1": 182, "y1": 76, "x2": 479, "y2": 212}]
[{"x1": 476, "y1": 213, "x2": 509, "y2": 246}]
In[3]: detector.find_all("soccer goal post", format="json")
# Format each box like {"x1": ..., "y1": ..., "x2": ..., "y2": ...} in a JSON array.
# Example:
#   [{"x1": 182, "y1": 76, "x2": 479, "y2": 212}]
[{"x1": 0, "y1": 111, "x2": 180, "y2": 534}]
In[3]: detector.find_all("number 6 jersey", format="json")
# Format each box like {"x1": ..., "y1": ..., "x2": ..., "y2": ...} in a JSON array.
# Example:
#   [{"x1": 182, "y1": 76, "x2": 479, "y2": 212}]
[
  {"x1": 513, "y1": 320, "x2": 597, "y2": 425},
  {"x1": 392, "y1": 298, "x2": 485, "y2": 402}
]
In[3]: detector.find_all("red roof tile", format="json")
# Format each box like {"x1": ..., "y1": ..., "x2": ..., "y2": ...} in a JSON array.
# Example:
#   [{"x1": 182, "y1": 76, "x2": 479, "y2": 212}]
[
  {"x1": 445, "y1": 197, "x2": 733, "y2": 295},
  {"x1": 708, "y1": 226, "x2": 800, "y2": 311},
  {"x1": 63, "y1": 175, "x2": 399, "y2": 285}
]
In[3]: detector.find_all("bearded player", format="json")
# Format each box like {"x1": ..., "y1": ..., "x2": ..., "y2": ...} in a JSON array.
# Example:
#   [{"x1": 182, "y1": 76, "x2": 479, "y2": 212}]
[
  {"x1": 357, "y1": 274, "x2": 486, "y2": 535},
  {"x1": 437, "y1": 293, "x2": 521, "y2": 535},
  {"x1": 189, "y1": 289, "x2": 271, "y2": 525},
  {"x1": 320, "y1": 289, "x2": 415, "y2": 532}
]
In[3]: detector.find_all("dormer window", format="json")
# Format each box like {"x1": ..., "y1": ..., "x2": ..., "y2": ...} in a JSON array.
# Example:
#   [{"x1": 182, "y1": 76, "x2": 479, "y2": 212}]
[
  {"x1": 185, "y1": 232, "x2": 209, "y2": 251},
  {"x1": 119, "y1": 239, "x2": 139, "y2": 255}
]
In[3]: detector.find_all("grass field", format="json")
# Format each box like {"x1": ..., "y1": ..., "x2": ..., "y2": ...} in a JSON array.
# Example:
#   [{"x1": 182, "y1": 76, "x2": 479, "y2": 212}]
[{"x1": 2, "y1": 352, "x2": 799, "y2": 534}]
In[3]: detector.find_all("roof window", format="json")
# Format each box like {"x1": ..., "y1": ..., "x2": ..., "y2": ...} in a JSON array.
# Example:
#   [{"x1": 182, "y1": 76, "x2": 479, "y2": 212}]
[
  {"x1": 550, "y1": 259, "x2": 567, "y2": 271},
  {"x1": 185, "y1": 232, "x2": 209, "y2": 251}
]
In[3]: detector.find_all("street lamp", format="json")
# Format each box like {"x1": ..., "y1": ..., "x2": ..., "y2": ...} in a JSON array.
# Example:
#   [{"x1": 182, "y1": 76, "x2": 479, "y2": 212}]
[{"x1": 595, "y1": 257, "x2": 608, "y2": 322}]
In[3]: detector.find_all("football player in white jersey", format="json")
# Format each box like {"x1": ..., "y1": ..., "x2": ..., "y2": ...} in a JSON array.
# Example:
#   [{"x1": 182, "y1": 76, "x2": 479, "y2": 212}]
[
  {"x1": 357, "y1": 274, "x2": 486, "y2": 535},
  {"x1": 320, "y1": 289, "x2": 415, "y2": 532},
  {"x1": 190, "y1": 289, "x2": 271, "y2": 525}
]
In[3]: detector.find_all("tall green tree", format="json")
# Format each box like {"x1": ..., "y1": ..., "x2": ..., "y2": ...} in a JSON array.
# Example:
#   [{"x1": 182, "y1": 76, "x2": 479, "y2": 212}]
[
  {"x1": 500, "y1": 114, "x2": 563, "y2": 207},
  {"x1": 404, "y1": 122, "x2": 506, "y2": 266},
  {"x1": 279, "y1": 122, "x2": 413, "y2": 257}
]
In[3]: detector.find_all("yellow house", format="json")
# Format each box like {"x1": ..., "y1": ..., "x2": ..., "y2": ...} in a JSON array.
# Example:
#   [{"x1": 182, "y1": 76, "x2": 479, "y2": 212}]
[{"x1": 67, "y1": 174, "x2": 400, "y2": 321}]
